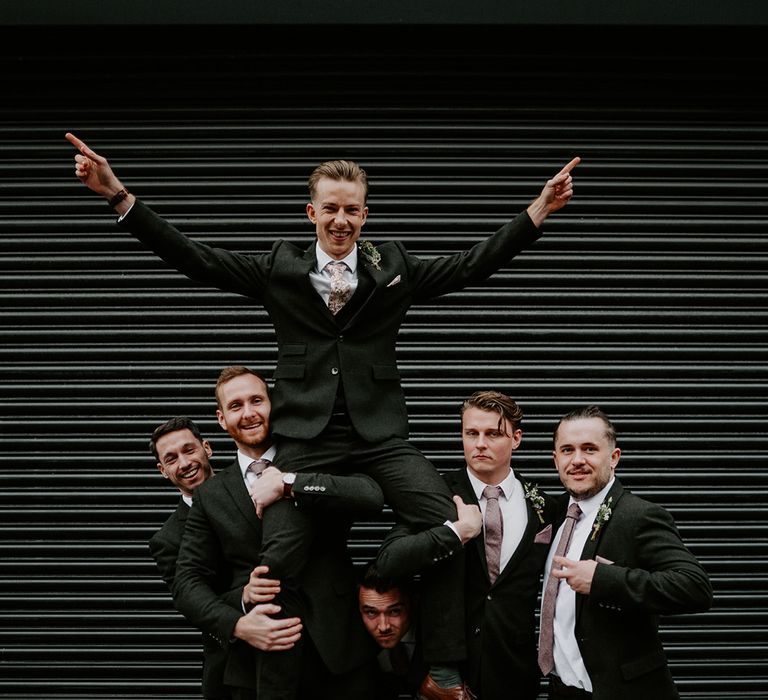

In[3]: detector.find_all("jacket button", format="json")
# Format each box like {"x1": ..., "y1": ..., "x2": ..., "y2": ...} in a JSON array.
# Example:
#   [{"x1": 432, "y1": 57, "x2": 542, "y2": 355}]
[
  {"x1": 331, "y1": 367, "x2": 339, "y2": 375},
  {"x1": 474, "y1": 627, "x2": 480, "y2": 635}
]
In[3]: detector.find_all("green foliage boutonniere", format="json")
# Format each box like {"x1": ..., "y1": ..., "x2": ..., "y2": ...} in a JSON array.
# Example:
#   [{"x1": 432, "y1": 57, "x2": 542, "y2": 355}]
[
  {"x1": 359, "y1": 240, "x2": 382, "y2": 271},
  {"x1": 591, "y1": 496, "x2": 613, "y2": 541},
  {"x1": 523, "y1": 482, "x2": 546, "y2": 524}
]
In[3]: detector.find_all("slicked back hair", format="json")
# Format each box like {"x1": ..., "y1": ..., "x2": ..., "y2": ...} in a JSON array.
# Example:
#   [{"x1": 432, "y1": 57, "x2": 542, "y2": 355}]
[
  {"x1": 553, "y1": 405, "x2": 617, "y2": 447},
  {"x1": 461, "y1": 390, "x2": 523, "y2": 435},
  {"x1": 308, "y1": 160, "x2": 369, "y2": 203}
]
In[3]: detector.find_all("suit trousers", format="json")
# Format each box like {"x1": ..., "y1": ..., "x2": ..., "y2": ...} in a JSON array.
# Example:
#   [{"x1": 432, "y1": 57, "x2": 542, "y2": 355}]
[{"x1": 260, "y1": 422, "x2": 466, "y2": 679}]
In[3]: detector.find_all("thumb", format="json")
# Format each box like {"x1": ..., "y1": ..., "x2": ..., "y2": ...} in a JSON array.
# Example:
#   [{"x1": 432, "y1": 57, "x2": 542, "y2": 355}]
[{"x1": 250, "y1": 603, "x2": 280, "y2": 616}]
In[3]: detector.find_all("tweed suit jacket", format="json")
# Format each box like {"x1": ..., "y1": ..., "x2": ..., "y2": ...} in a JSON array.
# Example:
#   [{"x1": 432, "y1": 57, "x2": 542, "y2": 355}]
[
  {"x1": 119, "y1": 203, "x2": 541, "y2": 444},
  {"x1": 149, "y1": 499, "x2": 230, "y2": 700},
  {"x1": 566, "y1": 478, "x2": 713, "y2": 700},
  {"x1": 377, "y1": 469, "x2": 564, "y2": 700},
  {"x1": 171, "y1": 459, "x2": 384, "y2": 690}
]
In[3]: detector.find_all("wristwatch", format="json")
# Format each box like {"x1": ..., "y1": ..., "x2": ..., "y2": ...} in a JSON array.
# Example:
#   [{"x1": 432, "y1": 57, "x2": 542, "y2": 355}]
[{"x1": 282, "y1": 472, "x2": 297, "y2": 499}]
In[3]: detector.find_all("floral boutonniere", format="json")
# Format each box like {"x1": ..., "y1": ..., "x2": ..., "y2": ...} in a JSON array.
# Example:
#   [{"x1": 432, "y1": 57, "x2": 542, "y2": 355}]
[
  {"x1": 358, "y1": 240, "x2": 382, "y2": 271},
  {"x1": 523, "y1": 482, "x2": 546, "y2": 524},
  {"x1": 591, "y1": 496, "x2": 613, "y2": 541}
]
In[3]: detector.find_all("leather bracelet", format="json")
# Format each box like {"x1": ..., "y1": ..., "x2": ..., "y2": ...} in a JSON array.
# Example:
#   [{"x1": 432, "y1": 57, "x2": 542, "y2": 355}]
[{"x1": 108, "y1": 188, "x2": 130, "y2": 208}]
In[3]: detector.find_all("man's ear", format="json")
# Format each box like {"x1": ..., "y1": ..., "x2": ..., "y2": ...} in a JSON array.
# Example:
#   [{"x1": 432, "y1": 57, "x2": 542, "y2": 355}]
[
  {"x1": 157, "y1": 462, "x2": 169, "y2": 480},
  {"x1": 306, "y1": 202, "x2": 317, "y2": 223}
]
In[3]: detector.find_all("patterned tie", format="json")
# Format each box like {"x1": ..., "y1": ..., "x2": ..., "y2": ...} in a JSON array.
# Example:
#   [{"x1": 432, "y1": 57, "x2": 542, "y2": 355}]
[
  {"x1": 326, "y1": 261, "x2": 352, "y2": 314},
  {"x1": 482, "y1": 485, "x2": 504, "y2": 584},
  {"x1": 246, "y1": 458, "x2": 271, "y2": 487},
  {"x1": 538, "y1": 502, "x2": 583, "y2": 676}
]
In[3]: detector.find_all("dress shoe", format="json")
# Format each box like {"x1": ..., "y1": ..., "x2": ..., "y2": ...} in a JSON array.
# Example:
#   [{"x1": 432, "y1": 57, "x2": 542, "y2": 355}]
[{"x1": 417, "y1": 673, "x2": 477, "y2": 700}]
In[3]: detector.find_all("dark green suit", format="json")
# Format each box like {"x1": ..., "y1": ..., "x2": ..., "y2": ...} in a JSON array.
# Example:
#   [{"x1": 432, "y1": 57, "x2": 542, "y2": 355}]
[
  {"x1": 561, "y1": 478, "x2": 713, "y2": 700},
  {"x1": 171, "y1": 460, "x2": 384, "y2": 697},
  {"x1": 149, "y1": 499, "x2": 230, "y2": 700},
  {"x1": 119, "y1": 201, "x2": 542, "y2": 687},
  {"x1": 377, "y1": 469, "x2": 563, "y2": 700}
]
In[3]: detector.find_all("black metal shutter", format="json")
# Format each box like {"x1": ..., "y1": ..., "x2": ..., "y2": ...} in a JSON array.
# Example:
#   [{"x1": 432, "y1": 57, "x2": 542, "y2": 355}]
[{"x1": 1, "y1": 25, "x2": 766, "y2": 699}]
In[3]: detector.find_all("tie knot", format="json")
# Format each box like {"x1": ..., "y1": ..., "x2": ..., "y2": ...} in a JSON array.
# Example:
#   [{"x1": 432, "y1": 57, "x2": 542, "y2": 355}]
[
  {"x1": 326, "y1": 261, "x2": 347, "y2": 276},
  {"x1": 482, "y1": 484, "x2": 504, "y2": 502},
  {"x1": 566, "y1": 502, "x2": 583, "y2": 520},
  {"x1": 247, "y1": 458, "x2": 271, "y2": 477}
]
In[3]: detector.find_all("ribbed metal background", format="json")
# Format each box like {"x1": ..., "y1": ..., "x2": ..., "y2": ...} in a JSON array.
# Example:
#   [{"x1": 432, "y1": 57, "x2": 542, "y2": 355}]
[{"x1": 1, "y1": 25, "x2": 766, "y2": 700}]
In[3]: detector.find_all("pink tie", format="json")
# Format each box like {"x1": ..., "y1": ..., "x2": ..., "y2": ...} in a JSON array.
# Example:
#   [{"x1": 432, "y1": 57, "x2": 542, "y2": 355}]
[
  {"x1": 482, "y1": 485, "x2": 504, "y2": 584},
  {"x1": 538, "y1": 502, "x2": 583, "y2": 676}
]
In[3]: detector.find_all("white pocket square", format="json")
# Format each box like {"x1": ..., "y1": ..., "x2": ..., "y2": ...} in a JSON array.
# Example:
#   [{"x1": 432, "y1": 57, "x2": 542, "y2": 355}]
[
  {"x1": 596, "y1": 555, "x2": 615, "y2": 565},
  {"x1": 386, "y1": 275, "x2": 401, "y2": 288}
]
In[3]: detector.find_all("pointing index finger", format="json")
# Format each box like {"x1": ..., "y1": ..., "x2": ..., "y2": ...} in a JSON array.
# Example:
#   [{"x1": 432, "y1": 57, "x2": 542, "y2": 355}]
[{"x1": 557, "y1": 156, "x2": 581, "y2": 177}]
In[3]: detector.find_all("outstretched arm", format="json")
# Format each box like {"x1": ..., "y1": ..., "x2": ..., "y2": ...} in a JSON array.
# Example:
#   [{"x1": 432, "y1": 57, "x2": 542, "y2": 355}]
[
  {"x1": 65, "y1": 132, "x2": 136, "y2": 216},
  {"x1": 526, "y1": 156, "x2": 581, "y2": 228}
]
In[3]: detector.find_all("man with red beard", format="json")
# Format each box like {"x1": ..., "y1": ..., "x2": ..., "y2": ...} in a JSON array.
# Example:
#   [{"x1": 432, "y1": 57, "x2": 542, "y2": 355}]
[{"x1": 171, "y1": 366, "x2": 385, "y2": 699}]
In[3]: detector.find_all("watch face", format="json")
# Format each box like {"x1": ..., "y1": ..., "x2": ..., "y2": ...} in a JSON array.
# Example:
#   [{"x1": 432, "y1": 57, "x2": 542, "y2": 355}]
[{"x1": 283, "y1": 473, "x2": 296, "y2": 484}]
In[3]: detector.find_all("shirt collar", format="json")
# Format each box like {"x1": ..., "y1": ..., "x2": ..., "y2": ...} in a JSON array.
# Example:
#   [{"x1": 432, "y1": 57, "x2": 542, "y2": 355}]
[
  {"x1": 466, "y1": 466, "x2": 517, "y2": 501},
  {"x1": 570, "y1": 477, "x2": 615, "y2": 518},
  {"x1": 182, "y1": 494, "x2": 193, "y2": 507},
  {"x1": 237, "y1": 444, "x2": 278, "y2": 479},
  {"x1": 315, "y1": 240, "x2": 358, "y2": 274}
]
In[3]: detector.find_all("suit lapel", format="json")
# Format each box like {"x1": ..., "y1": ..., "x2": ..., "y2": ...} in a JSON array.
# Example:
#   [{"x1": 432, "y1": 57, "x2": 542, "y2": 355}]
[
  {"x1": 448, "y1": 470, "x2": 490, "y2": 576},
  {"x1": 575, "y1": 479, "x2": 625, "y2": 621},
  {"x1": 220, "y1": 459, "x2": 262, "y2": 536},
  {"x1": 175, "y1": 499, "x2": 189, "y2": 526}
]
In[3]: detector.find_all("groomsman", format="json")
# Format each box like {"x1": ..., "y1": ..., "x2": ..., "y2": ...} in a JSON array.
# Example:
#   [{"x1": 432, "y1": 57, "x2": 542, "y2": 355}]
[{"x1": 539, "y1": 405, "x2": 713, "y2": 699}]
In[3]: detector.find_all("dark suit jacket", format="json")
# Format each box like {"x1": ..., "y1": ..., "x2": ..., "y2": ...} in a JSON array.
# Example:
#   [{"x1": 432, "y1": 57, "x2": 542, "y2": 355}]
[
  {"x1": 119, "y1": 202, "x2": 541, "y2": 443},
  {"x1": 171, "y1": 459, "x2": 384, "y2": 690},
  {"x1": 148, "y1": 499, "x2": 229, "y2": 700},
  {"x1": 570, "y1": 478, "x2": 713, "y2": 700},
  {"x1": 370, "y1": 627, "x2": 428, "y2": 700},
  {"x1": 377, "y1": 469, "x2": 563, "y2": 700}
]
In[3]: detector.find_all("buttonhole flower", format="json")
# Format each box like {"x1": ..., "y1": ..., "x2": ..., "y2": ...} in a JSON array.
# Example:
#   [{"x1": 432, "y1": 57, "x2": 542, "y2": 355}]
[{"x1": 591, "y1": 497, "x2": 613, "y2": 541}]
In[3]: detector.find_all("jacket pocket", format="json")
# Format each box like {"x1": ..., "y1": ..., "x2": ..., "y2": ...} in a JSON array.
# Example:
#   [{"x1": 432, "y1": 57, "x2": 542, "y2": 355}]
[
  {"x1": 274, "y1": 364, "x2": 305, "y2": 380},
  {"x1": 281, "y1": 343, "x2": 306, "y2": 356},
  {"x1": 620, "y1": 649, "x2": 667, "y2": 680}
]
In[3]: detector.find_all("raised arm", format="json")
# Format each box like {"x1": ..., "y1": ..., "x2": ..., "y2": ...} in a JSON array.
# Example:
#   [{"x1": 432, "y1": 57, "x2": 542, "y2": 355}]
[{"x1": 65, "y1": 132, "x2": 136, "y2": 216}]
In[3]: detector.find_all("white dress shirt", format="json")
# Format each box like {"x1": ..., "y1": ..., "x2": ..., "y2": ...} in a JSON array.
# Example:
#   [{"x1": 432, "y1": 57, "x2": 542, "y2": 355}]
[
  {"x1": 466, "y1": 467, "x2": 528, "y2": 574},
  {"x1": 542, "y1": 477, "x2": 615, "y2": 691}
]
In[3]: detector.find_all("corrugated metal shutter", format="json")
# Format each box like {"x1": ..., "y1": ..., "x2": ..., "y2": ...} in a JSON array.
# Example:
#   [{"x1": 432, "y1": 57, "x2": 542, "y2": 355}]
[{"x1": 1, "y1": 25, "x2": 766, "y2": 700}]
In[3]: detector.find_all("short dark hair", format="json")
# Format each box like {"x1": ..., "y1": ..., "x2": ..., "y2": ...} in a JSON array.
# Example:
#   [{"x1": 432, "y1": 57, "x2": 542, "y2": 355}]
[
  {"x1": 214, "y1": 365, "x2": 269, "y2": 410},
  {"x1": 308, "y1": 160, "x2": 369, "y2": 203},
  {"x1": 358, "y1": 561, "x2": 413, "y2": 598},
  {"x1": 461, "y1": 390, "x2": 523, "y2": 434},
  {"x1": 554, "y1": 405, "x2": 617, "y2": 447},
  {"x1": 149, "y1": 416, "x2": 203, "y2": 460}
]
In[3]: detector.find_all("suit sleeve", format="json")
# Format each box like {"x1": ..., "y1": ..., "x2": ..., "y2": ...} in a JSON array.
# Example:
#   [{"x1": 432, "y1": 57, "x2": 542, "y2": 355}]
[
  {"x1": 148, "y1": 531, "x2": 178, "y2": 589},
  {"x1": 118, "y1": 200, "x2": 272, "y2": 300},
  {"x1": 171, "y1": 494, "x2": 244, "y2": 645},
  {"x1": 374, "y1": 521, "x2": 463, "y2": 578},
  {"x1": 589, "y1": 502, "x2": 714, "y2": 615},
  {"x1": 406, "y1": 211, "x2": 541, "y2": 301},
  {"x1": 292, "y1": 472, "x2": 384, "y2": 516}
]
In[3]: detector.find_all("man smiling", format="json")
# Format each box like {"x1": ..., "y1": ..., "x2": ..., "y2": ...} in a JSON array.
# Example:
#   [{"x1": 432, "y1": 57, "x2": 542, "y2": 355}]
[
  {"x1": 67, "y1": 132, "x2": 579, "y2": 699},
  {"x1": 148, "y1": 416, "x2": 224, "y2": 699},
  {"x1": 539, "y1": 406, "x2": 713, "y2": 699}
]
